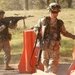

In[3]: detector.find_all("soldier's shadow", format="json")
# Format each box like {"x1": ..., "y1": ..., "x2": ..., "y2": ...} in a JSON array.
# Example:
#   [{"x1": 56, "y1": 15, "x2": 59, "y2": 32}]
[{"x1": 57, "y1": 63, "x2": 71, "y2": 75}]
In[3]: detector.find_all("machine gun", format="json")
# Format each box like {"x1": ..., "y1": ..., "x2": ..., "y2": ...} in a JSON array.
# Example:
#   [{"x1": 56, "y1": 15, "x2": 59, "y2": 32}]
[{"x1": 0, "y1": 15, "x2": 34, "y2": 28}]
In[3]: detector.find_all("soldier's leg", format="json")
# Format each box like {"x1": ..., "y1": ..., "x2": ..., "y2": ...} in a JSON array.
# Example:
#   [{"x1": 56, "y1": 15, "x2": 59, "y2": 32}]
[
  {"x1": 0, "y1": 41, "x2": 3, "y2": 64},
  {"x1": 41, "y1": 50, "x2": 49, "y2": 72},
  {"x1": 3, "y1": 40, "x2": 14, "y2": 70},
  {"x1": 48, "y1": 44, "x2": 60, "y2": 74},
  {"x1": 0, "y1": 41, "x2": 4, "y2": 64},
  {"x1": 0, "y1": 41, "x2": 3, "y2": 52},
  {"x1": 53, "y1": 51, "x2": 59, "y2": 73}
]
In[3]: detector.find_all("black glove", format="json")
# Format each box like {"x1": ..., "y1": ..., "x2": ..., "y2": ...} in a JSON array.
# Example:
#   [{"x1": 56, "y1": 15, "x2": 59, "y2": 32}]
[
  {"x1": 13, "y1": 19, "x2": 19, "y2": 23},
  {"x1": 72, "y1": 35, "x2": 75, "y2": 40},
  {"x1": 11, "y1": 19, "x2": 19, "y2": 24}
]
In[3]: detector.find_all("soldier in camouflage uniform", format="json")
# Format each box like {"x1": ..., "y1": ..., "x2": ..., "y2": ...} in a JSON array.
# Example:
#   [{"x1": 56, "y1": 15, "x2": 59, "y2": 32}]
[
  {"x1": 0, "y1": 10, "x2": 18, "y2": 70},
  {"x1": 33, "y1": 3, "x2": 75, "y2": 74}
]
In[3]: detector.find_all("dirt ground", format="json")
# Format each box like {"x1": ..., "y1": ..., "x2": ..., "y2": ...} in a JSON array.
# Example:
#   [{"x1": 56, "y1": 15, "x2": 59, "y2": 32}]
[{"x1": 0, "y1": 62, "x2": 71, "y2": 75}]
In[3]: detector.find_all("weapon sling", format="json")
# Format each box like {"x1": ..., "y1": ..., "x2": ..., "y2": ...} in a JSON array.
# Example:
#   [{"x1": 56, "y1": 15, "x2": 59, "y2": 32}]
[
  {"x1": 36, "y1": 25, "x2": 46, "y2": 67},
  {"x1": 30, "y1": 17, "x2": 50, "y2": 67},
  {"x1": 30, "y1": 26, "x2": 41, "y2": 67}
]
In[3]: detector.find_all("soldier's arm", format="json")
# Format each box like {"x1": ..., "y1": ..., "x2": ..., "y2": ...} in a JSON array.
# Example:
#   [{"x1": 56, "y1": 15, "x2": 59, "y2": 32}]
[
  {"x1": 33, "y1": 17, "x2": 46, "y2": 33},
  {"x1": 33, "y1": 18, "x2": 44, "y2": 34},
  {"x1": 0, "y1": 24, "x2": 6, "y2": 32},
  {"x1": 60, "y1": 25, "x2": 75, "y2": 39},
  {"x1": 33, "y1": 18, "x2": 46, "y2": 41}
]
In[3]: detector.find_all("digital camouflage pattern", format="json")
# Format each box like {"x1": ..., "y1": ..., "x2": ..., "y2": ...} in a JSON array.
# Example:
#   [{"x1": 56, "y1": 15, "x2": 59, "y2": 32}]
[{"x1": 34, "y1": 16, "x2": 75, "y2": 74}]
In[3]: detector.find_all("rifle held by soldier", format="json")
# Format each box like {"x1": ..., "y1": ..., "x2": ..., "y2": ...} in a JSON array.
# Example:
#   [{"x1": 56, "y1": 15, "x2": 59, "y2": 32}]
[
  {"x1": 0, "y1": 15, "x2": 34, "y2": 28},
  {"x1": 36, "y1": 25, "x2": 46, "y2": 67}
]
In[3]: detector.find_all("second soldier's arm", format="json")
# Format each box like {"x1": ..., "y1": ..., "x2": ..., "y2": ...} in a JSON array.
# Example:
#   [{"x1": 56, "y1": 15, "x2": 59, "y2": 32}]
[{"x1": 60, "y1": 24, "x2": 75, "y2": 39}]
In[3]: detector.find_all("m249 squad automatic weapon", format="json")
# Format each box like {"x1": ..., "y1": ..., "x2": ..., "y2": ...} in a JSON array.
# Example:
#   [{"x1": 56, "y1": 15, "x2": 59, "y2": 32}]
[{"x1": 0, "y1": 15, "x2": 34, "y2": 28}]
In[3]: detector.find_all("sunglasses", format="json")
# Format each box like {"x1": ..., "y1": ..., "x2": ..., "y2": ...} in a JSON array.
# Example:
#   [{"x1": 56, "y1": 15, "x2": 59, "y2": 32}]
[
  {"x1": 51, "y1": 11, "x2": 59, "y2": 14},
  {"x1": 51, "y1": 5, "x2": 61, "y2": 9}
]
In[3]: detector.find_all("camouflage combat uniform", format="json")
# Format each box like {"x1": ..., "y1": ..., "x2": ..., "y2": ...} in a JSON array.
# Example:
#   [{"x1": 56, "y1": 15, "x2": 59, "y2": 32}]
[
  {"x1": 34, "y1": 16, "x2": 75, "y2": 73},
  {"x1": 0, "y1": 20, "x2": 17, "y2": 66}
]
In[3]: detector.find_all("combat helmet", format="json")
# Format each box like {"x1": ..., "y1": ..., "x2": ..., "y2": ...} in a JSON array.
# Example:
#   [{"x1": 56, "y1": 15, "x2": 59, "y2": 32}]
[
  {"x1": 48, "y1": 3, "x2": 61, "y2": 12},
  {"x1": 0, "y1": 10, "x2": 5, "y2": 14}
]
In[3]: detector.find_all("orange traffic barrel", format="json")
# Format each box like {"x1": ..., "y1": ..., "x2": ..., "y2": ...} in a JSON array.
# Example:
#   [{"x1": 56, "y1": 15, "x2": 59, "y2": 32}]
[
  {"x1": 18, "y1": 30, "x2": 44, "y2": 73},
  {"x1": 18, "y1": 30, "x2": 36, "y2": 73}
]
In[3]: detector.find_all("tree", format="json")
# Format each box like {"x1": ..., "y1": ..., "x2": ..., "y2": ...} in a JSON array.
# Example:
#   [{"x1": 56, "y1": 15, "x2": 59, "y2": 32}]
[
  {"x1": 67, "y1": 0, "x2": 72, "y2": 8},
  {"x1": 57, "y1": 0, "x2": 59, "y2": 4},
  {"x1": 8, "y1": 0, "x2": 23, "y2": 10},
  {"x1": 47, "y1": 0, "x2": 50, "y2": 6},
  {"x1": 0, "y1": 0, "x2": 8, "y2": 10},
  {"x1": 0, "y1": 0, "x2": 23, "y2": 10},
  {"x1": 51, "y1": 0, "x2": 59, "y2": 3},
  {"x1": 25, "y1": 0, "x2": 29, "y2": 10}
]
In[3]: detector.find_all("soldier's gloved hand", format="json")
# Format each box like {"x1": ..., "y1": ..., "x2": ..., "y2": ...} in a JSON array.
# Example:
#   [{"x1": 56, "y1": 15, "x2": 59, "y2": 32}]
[
  {"x1": 72, "y1": 35, "x2": 75, "y2": 40},
  {"x1": 10, "y1": 19, "x2": 19, "y2": 24},
  {"x1": 33, "y1": 27, "x2": 39, "y2": 34},
  {"x1": 0, "y1": 25, "x2": 6, "y2": 32},
  {"x1": 13, "y1": 19, "x2": 19, "y2": 24}
]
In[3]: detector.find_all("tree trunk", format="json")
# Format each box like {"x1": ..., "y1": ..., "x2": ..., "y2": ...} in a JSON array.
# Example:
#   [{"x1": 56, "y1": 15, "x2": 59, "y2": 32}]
[
  {"x1": 25, "y1": 0, "x2": 29, "y2": 10},
  {"x1": 47, "y1": 0, "x2": 50, "y2": 6},
  {"x1": 67, "y1": 0, "x2": 72, "y2": 8},
  {"x1": 57, "y1": 0, "x2": 59, "y2": 4}
]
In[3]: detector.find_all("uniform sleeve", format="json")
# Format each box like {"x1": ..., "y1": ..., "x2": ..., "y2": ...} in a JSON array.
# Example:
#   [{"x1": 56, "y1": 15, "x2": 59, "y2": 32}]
[
  {"x1": 33, "y1": 17, "x2": 45, "y2": 34},
  {"x1": 33, "y1": 17, "x2": 46, "y2": 41},
  {"x1": 0, "y1": 25, "x2": 6, "y2": 32},
  {"x1": 33, "y1": 19, "x2": 41, "y2": 34},
  {"x1": 60, "y1": 25, "x2": 75, "y2": 39}
]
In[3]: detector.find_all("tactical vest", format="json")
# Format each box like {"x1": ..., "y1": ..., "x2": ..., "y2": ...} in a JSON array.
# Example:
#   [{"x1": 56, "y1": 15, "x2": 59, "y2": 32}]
[
  {"x1": 43, "y1": 16, "x2": 63, "y2": 41},
  {"x1": 0, "y1": 24, "x2": 11, "y2": 40}
]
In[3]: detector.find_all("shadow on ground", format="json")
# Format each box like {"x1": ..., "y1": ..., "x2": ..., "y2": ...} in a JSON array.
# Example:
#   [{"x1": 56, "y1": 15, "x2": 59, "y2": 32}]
[
  {"x1": 0, "y1": 63, "x2": 71, "y2": 75},
  {"x1": 0, "y1": 53, "x2": 21, "y2": 64},
  {"x1": 0, "y1": 52, "x2": 72, "y2": 75},
  {"x1": 57, "y1": 63, "x2": 70, "y2": 75}
]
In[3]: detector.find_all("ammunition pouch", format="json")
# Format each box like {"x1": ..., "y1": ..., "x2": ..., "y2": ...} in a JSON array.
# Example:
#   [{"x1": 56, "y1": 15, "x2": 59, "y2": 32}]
[
  {"x1": 0, "y1": 33, "x2": 12, "y2": 41},
  {"x1": 7, "y1": 33, "x2": 12, "y2": 40}
]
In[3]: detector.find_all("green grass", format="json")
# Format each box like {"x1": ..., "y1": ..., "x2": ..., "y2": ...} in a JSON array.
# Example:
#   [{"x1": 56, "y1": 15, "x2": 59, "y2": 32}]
[
  {"x1": 60, "y1": 38, "x2": 74, "y2": 56},
  {"x1": 0, "y1": 8, "x2": 75, "y2": 64}
]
